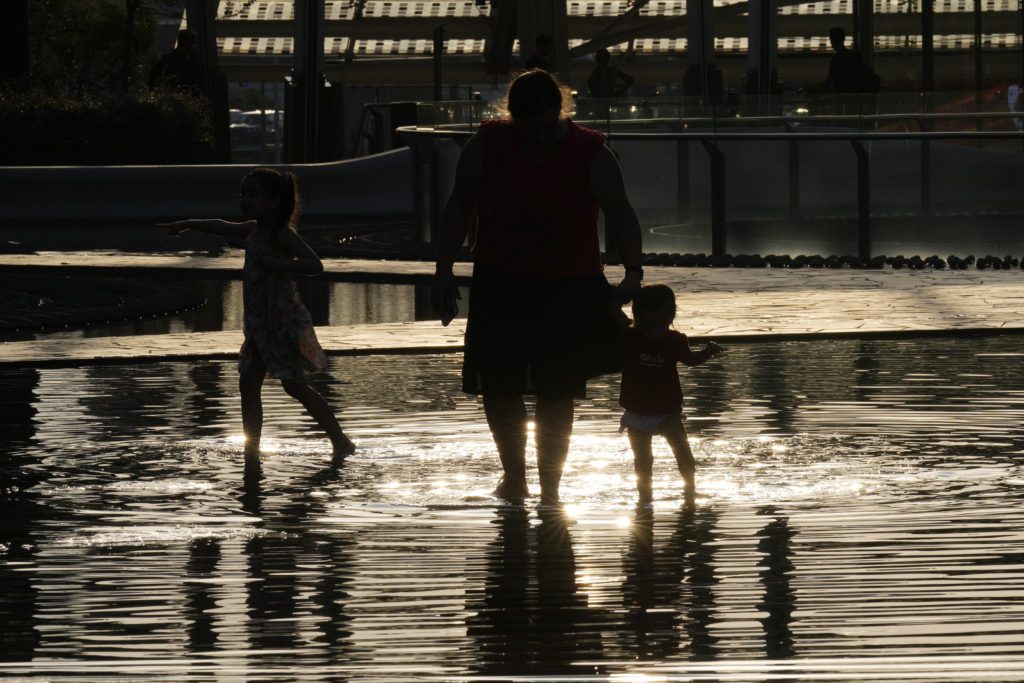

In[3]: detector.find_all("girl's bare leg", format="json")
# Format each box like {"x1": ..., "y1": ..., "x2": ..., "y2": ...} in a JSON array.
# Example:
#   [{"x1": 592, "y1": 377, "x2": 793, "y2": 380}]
[
  {"x1": 239, "y1": 354, "x2": 267, "y2": 456},
  {"x1": 627, "y1": 427, "x2": 655, "y2": 505},
  {"x1": 483, "y1": 395, "x2": 529, "y2": 499},
  {"x1": 662, "y1": 417, "x2": 696, "y2": 504},
  {"x1": 535, "y1": 396, "x2": 574, "y2": 505},
  {"x1": 281, "y1": 379, "x2": 355, "y2": 458}
]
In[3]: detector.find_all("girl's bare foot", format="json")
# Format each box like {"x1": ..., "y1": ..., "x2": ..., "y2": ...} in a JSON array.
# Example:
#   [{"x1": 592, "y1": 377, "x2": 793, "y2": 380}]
[{"x1": 332, "y1": 434, "x2": 356, "y2": 459}]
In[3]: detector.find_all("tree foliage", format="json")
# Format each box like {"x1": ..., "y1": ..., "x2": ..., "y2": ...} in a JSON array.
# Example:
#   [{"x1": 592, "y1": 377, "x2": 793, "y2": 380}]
[
  {"x1": 28, "y1": 0, "x2": 156, "y2": 97},
  {"x1": 8, "y1": 1, "x2": 216, "y2": 164}
]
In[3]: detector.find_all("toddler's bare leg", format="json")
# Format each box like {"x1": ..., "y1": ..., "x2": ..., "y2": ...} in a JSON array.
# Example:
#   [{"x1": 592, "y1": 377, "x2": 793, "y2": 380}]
[
  {"x1": 239, "y1": 356, "x2": 266, "y2": 455},
  {"x1": 281, "y1": 379, "x2": 355, "y2": 458},
  {"x1": 627, "y1": 426, "x2": 655, "y2": 505},
  {"x1": 662, "y1": 417, "x2": 696, "y2": 503},
  {"x1": 483, "y1": 395, "x2": 529, "y2": 499}
]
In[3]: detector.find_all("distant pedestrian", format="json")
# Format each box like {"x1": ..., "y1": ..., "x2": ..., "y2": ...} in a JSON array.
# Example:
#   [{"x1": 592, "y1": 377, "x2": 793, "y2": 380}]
[
  {"x1": 821, "y1": 26, "x2": 879, "y2": 95},
  {"x1": 159, "y1": 168, "x2": 355, "y2": 461},
  {"x1": 587, "y1": 48, "x2": 634, "y2": 98},
  {"x1": 149, "y1": 29, "x2": 204, "y2": 93},
  {"x1": 524, "y1": 34, "x2": 554, "y2": 72},
  {"x1": 616, "y1": 284, "x2": 723, "y2": 505}
]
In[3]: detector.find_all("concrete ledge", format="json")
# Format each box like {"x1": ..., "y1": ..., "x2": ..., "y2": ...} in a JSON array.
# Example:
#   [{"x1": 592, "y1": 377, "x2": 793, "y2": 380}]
[
  {"x1": 0, "y1": 252, "x2": 467, "y2": 282},
  {"x1": 0, "y1": 321, "x2": 467, "y2": 368}
]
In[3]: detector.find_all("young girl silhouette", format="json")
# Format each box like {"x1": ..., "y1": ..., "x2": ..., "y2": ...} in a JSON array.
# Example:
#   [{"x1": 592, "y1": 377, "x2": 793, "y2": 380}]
[
  {"x1": 618, "y1": 284, "x2": 722, "y2": 505},
  {"x1": 161, "y1": 168, "x2": 355, "y2": 459}
]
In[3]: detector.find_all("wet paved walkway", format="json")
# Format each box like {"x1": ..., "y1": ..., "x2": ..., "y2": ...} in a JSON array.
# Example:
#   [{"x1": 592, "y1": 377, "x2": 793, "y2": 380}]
[{"x1": 2, "y1": 252, "x2": 1024, "y2": 366}]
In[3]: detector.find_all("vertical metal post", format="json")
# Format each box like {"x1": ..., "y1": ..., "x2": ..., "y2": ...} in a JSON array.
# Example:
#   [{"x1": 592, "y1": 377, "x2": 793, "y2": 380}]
[
  {"x1": 433, "y1": 26, "x2": 444, "y2": 101},
  {"x1": 409, "y1": 138, "x2": 440, "y2": 243},
  {"x1": 290, "y1": 0, "x2": 325, "y2": 163},
  {"x1": 186, "y1": 0, "x2": 230, "y2": 162},
  {"x1": 919, "y1": 117, "x2": 931, "y2": 215},
  {"x1": 853, "y1": 0, "x2": 874, "y2": 68},
  {"x1": 784, "y1": 123, "x2": 800, "y2": 219},
  {"x1": 974, "y1": 0, "x2": 983, "y2": 133},
  {"x1": 851, "y1": 139, "x2": 870, "y2": 260},
  {"x1": 921, "y1": 0, "x2": 934, "y2": 95},
  {"x1": 700, "y1": 139, "x2": 726, "y2": 256},
  {"x1": 746, "y1": 0, "x2": 778, "y2": 113},
  {"x1": 676, "y1": 138, "x2": 690, "y2": 216}
]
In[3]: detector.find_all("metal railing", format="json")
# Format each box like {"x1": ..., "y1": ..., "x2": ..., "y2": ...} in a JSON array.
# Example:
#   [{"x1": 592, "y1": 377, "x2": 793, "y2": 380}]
[{"x1": 399, "y1": 110, "x2": 1024, "y2": 259}]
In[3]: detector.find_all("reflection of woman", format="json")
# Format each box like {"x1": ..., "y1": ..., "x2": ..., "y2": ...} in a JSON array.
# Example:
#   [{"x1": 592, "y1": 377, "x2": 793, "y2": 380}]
[
  {"x1": 432, "y1": 69, "x2": 644, "y2": 504},
  {"x1": 467, "y1": 507, "x2": 605, "y2": 675}
]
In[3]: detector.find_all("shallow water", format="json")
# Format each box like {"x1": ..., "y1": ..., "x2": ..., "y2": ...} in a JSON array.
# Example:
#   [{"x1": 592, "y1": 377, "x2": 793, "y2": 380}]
[{"x1": 3, "y1": 337, "x2": 1024, "y2": 680}]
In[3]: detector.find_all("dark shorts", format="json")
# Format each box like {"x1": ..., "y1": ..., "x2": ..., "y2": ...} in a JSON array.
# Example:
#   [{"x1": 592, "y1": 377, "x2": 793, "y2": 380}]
[{"x1": 462, "y1": 262, "x2": 621, "y2": 399}]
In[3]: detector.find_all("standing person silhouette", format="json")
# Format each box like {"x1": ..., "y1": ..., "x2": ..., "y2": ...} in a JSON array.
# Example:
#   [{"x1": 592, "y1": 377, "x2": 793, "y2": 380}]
[
  {"x1": 587, "y1": 48, "x2": 635, "y2": 98},
  {"x1": 616, "y1": 284, "x2": 723, "y2": 506},
  {"x1": 432, "y1": 69, "x2": 644, "y2": 505},
  {"x1": 161, "y1": 168, "x2": 355, "y2": 461},
  {"x1": 149, "y1": 29, "x2": 203, "y2": 93},
  {"x1": 822, "y1": 26, "x2": 867, "y2": 95}
]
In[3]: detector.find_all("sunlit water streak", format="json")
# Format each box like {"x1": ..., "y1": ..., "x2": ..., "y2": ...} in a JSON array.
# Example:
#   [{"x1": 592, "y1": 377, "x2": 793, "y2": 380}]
[{"x1": 3, "y1": 337, "x2": 1024, "y2": 680}]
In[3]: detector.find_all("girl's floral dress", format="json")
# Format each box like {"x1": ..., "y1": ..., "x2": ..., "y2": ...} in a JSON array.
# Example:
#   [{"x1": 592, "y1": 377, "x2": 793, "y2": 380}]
[{"x1": 238, "y1": 229, "x2": 327, "y2": 380}]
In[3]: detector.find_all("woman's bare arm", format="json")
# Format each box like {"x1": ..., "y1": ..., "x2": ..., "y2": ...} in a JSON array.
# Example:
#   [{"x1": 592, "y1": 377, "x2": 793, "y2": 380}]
[
  {"x1": 590, "y1": 145, "x2": 643, "y2": 295},
  {"x1": 160, "y1": 219, "x2": 254, "y2": 239},
  {"x1": 432, "y1": 133, "x2": 484, "y2": 309}
]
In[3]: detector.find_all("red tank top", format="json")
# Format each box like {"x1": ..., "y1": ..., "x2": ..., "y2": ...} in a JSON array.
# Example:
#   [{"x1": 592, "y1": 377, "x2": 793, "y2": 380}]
[{"x1": 472, "y1": 119, "x2": 606, "y2": 279}]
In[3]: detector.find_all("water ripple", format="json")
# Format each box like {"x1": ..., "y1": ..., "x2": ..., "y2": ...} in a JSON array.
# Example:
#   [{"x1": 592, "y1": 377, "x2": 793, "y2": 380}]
[{"x1": 3, "y1": 338, "x2": 1024, "y2": 679}]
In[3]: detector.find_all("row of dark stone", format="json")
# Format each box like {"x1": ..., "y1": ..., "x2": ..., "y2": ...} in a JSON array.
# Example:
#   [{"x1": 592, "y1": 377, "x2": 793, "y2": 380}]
[
  {"x1": 603, "y1": 253, "x2": 1024, "y2": 270},
  {"x1": 0, "y1": 276, "x2": 206, "y2": 334},
  {"x1": 311, "y1": 229, "x2": 1024, "y2": 272}
]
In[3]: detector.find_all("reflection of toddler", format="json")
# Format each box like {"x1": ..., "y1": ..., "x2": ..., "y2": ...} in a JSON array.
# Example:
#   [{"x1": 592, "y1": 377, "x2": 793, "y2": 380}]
[
  {"x1": 1009, "y1": 85, "x2": 1022, "y2": 131},
  {"x1": 618, "y1": 284, "x2": 723, "y2": 505}
]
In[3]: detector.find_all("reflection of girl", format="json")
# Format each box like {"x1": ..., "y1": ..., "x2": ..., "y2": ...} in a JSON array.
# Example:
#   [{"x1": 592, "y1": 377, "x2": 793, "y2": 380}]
[
  {"x1": 161, "y1": 169, "x2": 354, "y2": 459},
  {"x1": 1009, "y1": 85, "x2": 1022, "y2": 131},
  {"x1": 619, "y1": 284, "x2": 722, "y2": 505},
  {"x1": 432, "y1": 69, "x2": 644, "y2": 504}
]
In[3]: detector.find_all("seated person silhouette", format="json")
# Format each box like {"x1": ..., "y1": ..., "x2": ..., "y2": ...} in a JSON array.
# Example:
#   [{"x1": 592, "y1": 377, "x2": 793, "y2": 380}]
[{"x1": 149, "y1": 29, "x2": 203, "y2": 93}]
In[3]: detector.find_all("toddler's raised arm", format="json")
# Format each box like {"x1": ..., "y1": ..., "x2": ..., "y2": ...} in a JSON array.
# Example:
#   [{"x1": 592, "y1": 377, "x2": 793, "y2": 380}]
[{"x1": 681, "y1": 339, "x2": 723, "y2": 366}]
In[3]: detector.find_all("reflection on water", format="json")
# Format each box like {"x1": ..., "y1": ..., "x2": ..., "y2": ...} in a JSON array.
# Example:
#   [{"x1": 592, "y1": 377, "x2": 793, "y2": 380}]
[
  {"x1": 22, "y1": 279, "x2": 469, "y2": 341},
  {"x1": 3, "y1": 337, "x2": 1024, "y2": 679}
]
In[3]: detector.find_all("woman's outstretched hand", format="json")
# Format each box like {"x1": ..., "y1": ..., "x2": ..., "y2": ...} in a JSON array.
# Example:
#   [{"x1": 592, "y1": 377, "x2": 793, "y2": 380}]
[{"x1": 158, "y1": 221, "x2": 188, "y2": 236}]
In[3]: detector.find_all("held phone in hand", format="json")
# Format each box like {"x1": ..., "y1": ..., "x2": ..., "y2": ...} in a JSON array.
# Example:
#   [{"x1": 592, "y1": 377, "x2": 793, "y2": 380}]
[{"x1": 441, "y1": 289, "x2": 459, "y2": 327}]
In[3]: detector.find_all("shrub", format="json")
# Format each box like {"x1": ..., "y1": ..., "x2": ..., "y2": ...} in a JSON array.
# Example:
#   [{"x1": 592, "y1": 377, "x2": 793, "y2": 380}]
[{"x1": 0, "y1": 89, "x2": 215, "y2": 165}]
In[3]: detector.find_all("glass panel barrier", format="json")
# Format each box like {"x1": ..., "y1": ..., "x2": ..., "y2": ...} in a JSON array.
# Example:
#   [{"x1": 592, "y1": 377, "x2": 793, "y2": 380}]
[{"x1": 407, "y1": 99, "x2": 1024, "y2": 259}]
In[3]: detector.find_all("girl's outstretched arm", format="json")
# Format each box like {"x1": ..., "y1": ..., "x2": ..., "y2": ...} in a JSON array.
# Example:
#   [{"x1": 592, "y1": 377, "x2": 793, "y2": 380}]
[
  {"x1": 159, "y1": 219, "x2": 254, "y2": 239},
  {"x1": 261, "y1": 229, "x2": 324, "y2": 275}
]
